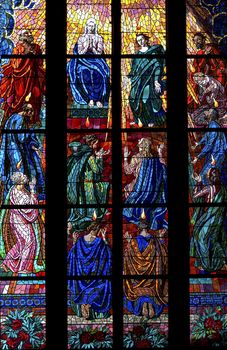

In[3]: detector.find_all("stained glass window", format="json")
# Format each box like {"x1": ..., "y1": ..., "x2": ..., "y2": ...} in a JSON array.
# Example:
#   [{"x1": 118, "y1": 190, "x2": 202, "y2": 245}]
[
  {"x1": 186, "y1": 0, "x2": 227, "y2": 348},
  {"x1": 1, "y1": 0, "x2": 227, "y2": 348},
  {"x1": 0, "y1": 2, "x2": 46, "y2": 349}
]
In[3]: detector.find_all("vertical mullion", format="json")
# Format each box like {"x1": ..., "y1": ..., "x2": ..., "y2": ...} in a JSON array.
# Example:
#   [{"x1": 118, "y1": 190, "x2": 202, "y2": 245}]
[
  {"x1": 112, "y1": 0, "x2": 123, "y2": 348},
  {"x1": 45, "y1": 1, "x2": 67, "y2": 349},
  {"x1": 167, "y1": 0, "x2": 189, "y2": 348}
]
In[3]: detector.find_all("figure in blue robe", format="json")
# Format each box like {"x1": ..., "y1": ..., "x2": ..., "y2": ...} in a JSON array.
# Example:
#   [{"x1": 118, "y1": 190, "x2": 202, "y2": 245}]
[
  {"x1": 123, "y1": 139, "x2": 168, "y2": 230},
  {"x1": 68, "y1": 223, "x2": 112, "y2": 319},
  {"x1": 67, "y1": 44, "x2": 110, "y2": 107},
  {"x1": 0, "y1": 107, "x2": 45, "y2": 202},
  {"x1": 193, "y1": 120, "x2": 227, "y2": 185}
]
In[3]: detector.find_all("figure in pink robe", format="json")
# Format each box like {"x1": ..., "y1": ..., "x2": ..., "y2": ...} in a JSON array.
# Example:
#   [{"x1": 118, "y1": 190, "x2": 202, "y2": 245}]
[{"x1": 0, "y1": 172, "x2": 45, "y2": 274}]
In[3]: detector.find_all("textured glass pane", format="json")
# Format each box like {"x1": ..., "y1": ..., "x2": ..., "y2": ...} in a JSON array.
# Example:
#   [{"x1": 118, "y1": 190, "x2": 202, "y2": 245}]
[
  {"x1": 121, "y1": 59, "x2": 167, "y2": 129},
  {"x1": 0, "y1": 133, "x2": 46, "y2": 205},
  {"x1": 186, "y1": 1, "x2": 226, "y2": 55},
  {"x1": 0, "y1": 58, "x2": 46, "y2": 129},
  {"x1": 190, "y1": 278, "x2": 227, "y2": 347},
  {"x1": 67, "y1": 208, "x2": 112, "y2": 276},
  {"x1": 0, "y1": 0, "x2": 46, "y2": 57},
  {"x1": 67, "y1": 59, "x2": 112, "y2": 129},
  {"x1": 122, "y1": 132, "x2": 167, "y2": 203},
  {"x1": 123, "y1": 209, "x2": 168, "y2": 275},
  {"x1": 121, "y1": 0, "x2": 166, "y2": 55},
  {"x1": 187, "y1": 58, "x2": 227, "y2": 128},
  {"x1": 67, "y1": 0, "x2": 112, "y2": 55},
  {"x1": 68, "y1": 279, "x2": 113, "y2": 349},
  {"x1": 0, "y1": 280, "x2": 46, "y2": 349},
  {"x1": 67, "y1": 133, "x2": 112, "y2": 205},
  {"x1": 0, "y1": 208, "x2": 45, "y2": 277},
  {"x1": 188, "y1": 131, "x2": 227, "y2": 203},
  {"x1": 123, "y1": 278, "x2": 168, "y2": 348}
]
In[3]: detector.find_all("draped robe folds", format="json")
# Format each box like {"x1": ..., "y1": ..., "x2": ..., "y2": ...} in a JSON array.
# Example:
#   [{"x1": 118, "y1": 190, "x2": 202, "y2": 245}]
[
  {"x1": 124, "y1": 235, "x2": 168, "y2": 316},
  {"x1": 67, "y1": 44, "x2": 110, "y2": 105},
  {"x1": 0, "y1": 114, "x2": 45, "y2": 201},
  {"x1": 196, "y1": 121, "x2": 227, "y2": 185},
  {"x1": 0, "y1": 43, "x2": 45, "y2": 125},
  {"x1": 123, "y1": 157, "x2": 168, "y2": 230},
  {"x1": 0, "y1": 187, "x2": 45, "y2": 274},
  {"x1": 129, "y1": 45, "x2": 166, "y2": 127},
  {"x1": 67, "y1": 144, "x2": 109, "y2": 231},
  {"x1": 190, "y1": 187, "x2": 227, "y2": 272},
  {"x1": 68, "y1": 237, "x2": 112, "y2": 318}
]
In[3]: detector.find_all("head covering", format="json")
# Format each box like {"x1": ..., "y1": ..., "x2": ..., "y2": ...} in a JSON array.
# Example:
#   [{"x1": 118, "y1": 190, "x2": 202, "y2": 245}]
[
  {"x1": 68, "y1": 141, "x2": 81, "y2": 148},
  {"x1": 85, "y1": 18, "x2": 97, "y2": 34}
]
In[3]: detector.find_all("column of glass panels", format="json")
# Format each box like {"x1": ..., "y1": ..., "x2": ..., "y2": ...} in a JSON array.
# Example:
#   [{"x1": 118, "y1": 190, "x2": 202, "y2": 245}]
[
  {"x1": 121, "y1": 1, "x2": 169, "y2": 348},
  {"x1": 0, "y1": 1, "x2": 46, "y2": 348},
  {"x1": 66, "y1": 1, "x2": 113, "y2": 348},
  {"x1": 187, "y1": 1, "x2": 227, "y2": 346}
]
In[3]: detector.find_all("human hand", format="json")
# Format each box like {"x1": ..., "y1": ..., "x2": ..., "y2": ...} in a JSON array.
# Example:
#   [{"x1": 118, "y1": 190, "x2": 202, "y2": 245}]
[
  {"x1": 155, "y1": 80, "x2": 161, "y2": 94},
  {"x1": 124, "y1": 146, "x2": 130, "y2": 159},
  {"x1": 29, "y1": 177, "x2": 36, "y2": 191},
  {"x1": 192, "y1": 157, "x2": 198, "y2": 164},
  {"x1": 191, "y1": 142, "x2": 198, "y2": 150}
]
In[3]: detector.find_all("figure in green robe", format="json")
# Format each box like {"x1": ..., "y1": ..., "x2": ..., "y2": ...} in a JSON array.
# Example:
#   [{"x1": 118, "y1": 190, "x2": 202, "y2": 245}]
[
  {"x1": 128, "y1": 34, "x2": 166, "y2": 127},
  {"x1": 190, "y1": 168, "x2": 227, "y2": 272},
  {"x1": 67, "y1": 135, "x2": 110, "y2": 231}
]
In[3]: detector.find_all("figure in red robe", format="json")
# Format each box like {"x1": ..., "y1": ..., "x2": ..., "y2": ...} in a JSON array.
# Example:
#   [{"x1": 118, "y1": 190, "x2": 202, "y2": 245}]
[
  {"x1": 188, "y1": 32, "x2": 226, "y2": 111},
  {"x1": 0, "y1": 30, "x2": 45, "y2": 127}
]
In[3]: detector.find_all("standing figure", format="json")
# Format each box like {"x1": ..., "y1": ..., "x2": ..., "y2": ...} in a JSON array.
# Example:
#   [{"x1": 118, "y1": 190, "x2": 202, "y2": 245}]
[
  {"x1": 0, "y1": 30, "x2": 45, "y2": 127},
  {"x1": 0, "y1": 104, "x2": 45, "y2": 202},
  {"x1": 67, "y1": 135, "x2": 110, "y2": 231},
  {"x1": 67, "y1": 18, "x2": 110, "y2": 108},
  {"x1": 190, "y1": 168, "x2": 227, "y2": 272},
  {"x1": 128, "y1": 34, "x2": 166, "y2": 127},
  {"x1": 68, "y1": 222, "x2": 112, "y2": 319},
  {"x1": 123, "y1": 138, "x2": 168, "y2": 230},
  {"x1": 0, "y1": 172, "x2": 45, "y2": 274},
  {"x1": 124, "y1": 220, "x2": 168, "y2": 318}
]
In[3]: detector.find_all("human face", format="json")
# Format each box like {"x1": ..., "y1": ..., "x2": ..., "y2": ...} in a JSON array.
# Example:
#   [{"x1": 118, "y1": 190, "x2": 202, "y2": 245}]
[
  {"x1": 193, "y1": 35, "x2": 205, "y2": 50},
  {"x1": 87, "y1": 23, "x2": 95, "y2": 34},
  {"x1": 21, "y1": 30, "x2": 34, "y2": 44},
  {"x1": 137, "y1": 35, "x2": 146, "y2": 47}
]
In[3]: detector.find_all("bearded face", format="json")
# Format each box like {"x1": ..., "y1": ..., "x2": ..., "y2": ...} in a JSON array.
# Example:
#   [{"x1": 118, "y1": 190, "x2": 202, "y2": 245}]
[{"x1": 20, "y1": 30, "x2": 34, "y2": 44}]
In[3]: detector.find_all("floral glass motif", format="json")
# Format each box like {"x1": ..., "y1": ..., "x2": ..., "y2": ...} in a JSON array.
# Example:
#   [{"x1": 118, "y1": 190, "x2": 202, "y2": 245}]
[
  {"x1": 68, "y1": 280, "x2": 113, "y2": 349},
  {"x1": 186, "y1": 0, "x2": 227, "y2": 55},
  {"x1": 121, "y1": 59, "x2": 167, "y2": 129},
  {"x1": 121, "y1": 0, "x2": 166, "y2": 55},
  {"x1": 190, "y1": 278, "x2": 227, "y2": 347},
  {"x1": 67, "y1": 59, "x2": 112, "y2": 130},
  {"x1": 187, "y1": 58, "x2": 227, "y2": 128},
  {"x1": 123, "y1": 278, "x2": 168, "y2": 348},
  {"x1": 188, "y1": 131, "x2": 227, "y2": 203},
  {"x1": 0, "y1": 280, "x2": 46, "y2": 349},
  {"x1": 0, "y1": 0, "x2": 46, "y2": 57},
  {"x1": 67, "y1": 0, "x2": 112, "y2": 55}
]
